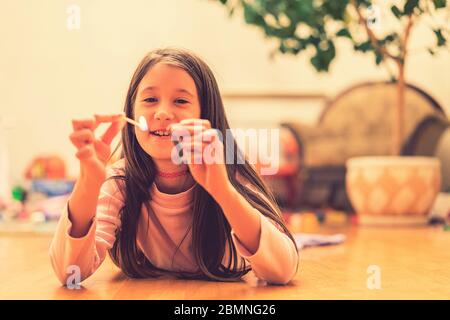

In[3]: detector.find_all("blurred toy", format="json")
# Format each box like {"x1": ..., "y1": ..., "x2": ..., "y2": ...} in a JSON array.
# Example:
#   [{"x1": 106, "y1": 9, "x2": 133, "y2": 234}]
[
  {"x1": 29, "y1": 211, "x2": 46, "y2": 223},
  {"x1": 12, "y1": 185, "x2": 27, "y2": 202},
  {"x1": 25, "y1": 155, "x2": 66, "y2": 179},
  {"x1": 294, "y1": 233, "x2": 346, "y2": 249},
  {"x1": 350, "y1": 214, "x2": 358, "y2": 225},
  {"x1": 324, "y1": 210, "x2": 348, "y2": 226},
  {"x1": 24, "y1": 155, "x2": 74, "y2": 197},
  {"x1": 10, "y1": 185, "x2": 28, "y2": 220},
  {"x1": 22, "y1": 188, "x2": 68, "y2": 221},
  {"x1": 1, "y1": 198, "x2": 24, "y2": 220},
  {"x1": 31, "y1": 179, "x2": 75, "y2": 197},
  {"x1": 288, "y1": 212, "x2": 320, "y2": 233},
  {"x1": 0, "y1": 116, "x2": 11, "y2": 204}
]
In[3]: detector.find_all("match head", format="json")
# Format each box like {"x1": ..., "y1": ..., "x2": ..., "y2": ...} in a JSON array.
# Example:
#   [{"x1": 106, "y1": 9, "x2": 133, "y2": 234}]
[{"x1": 138, "y1": 116, "x2": 148, "y2": 132}]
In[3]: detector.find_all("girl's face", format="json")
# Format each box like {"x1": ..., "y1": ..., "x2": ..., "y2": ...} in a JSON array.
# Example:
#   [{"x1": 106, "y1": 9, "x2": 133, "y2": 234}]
[{"x1": 134, "y1": 63, "x2": 201, "y2": 160}]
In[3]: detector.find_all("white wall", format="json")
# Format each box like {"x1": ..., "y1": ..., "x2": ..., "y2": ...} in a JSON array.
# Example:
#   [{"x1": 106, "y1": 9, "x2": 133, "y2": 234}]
[{"x1": 0, "y1": 0, "x2": 449, "y2": 184}]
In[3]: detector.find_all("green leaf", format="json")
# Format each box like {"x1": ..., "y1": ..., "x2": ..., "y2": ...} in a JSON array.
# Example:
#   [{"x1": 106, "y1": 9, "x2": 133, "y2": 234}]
[
  {"x1": 279, "y1": 42, "x2": 287, "y2": 54},
  {"x1": 322, "y1": 0, "x2": 349, "y2": 21},
  {"x1": 307, "y1": 35, "x2": 321, "y2": 46},
  {"x1": 264, "y1": 25, "x2": 296, "y2": 39},
  {"x1": 279, "y1": 39, "x2": 304, "y2": 55},
  {"x1": 336, "y1": 28, "x2": 352, "y2": 39},
  {"x1": 434, "y1": 29, "x2": 447, "y2": 46},
  {"x1": 379, "y1": 33, "x2": 398, "y2": 45},
  {"x1": 310, "y1": 54, "x2": 326, "y2": 72},
  {"x1": 295, "y1": 0, "x2": 316, "y2": 24},
  {"x1": 375, "y1": 52, "x2": 384, "y2": 65},
  {"x1": 310, "y1": 40, "x2": 336, "y2": 72},
  {"x1": 403, "y1": 0, "x2": 419, "y2": 15},
  {"x1": 355, "y1": 0, "x2": 372, "y2": 6},
  {"x1": 242, "y1": 2, "x2": 265, "y2": 26},
  {"x1": 354, "y1": 40, "x2": 373, "y2": 52},
  {"x1": 391, "y1": 5, "x2": 403, "y2": 19},
  {"x1": 219, "y1": 0, "x2": 228, "y2": 4},
  {"x1": 433, "y1": 0, "x2": 447, "y2": 9}
]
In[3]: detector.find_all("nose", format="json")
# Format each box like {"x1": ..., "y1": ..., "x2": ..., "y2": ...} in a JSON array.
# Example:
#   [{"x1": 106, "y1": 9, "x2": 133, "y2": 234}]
[{"x1": 154, "y1": 108, "x2": 174, "y2": 121}]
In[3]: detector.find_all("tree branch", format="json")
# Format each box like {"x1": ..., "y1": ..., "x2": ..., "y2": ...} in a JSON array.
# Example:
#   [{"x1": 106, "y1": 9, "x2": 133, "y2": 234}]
[
  {"x1": 350, "y1": 0, "x2": 401, "y2": 62},
  {"x1": 401, "y1": 15, "x2": 414, "y2": 62}
]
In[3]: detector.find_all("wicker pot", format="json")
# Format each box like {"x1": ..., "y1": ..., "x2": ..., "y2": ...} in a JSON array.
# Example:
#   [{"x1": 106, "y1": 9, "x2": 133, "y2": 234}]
[{"x1": 346, "y1": 156, "x2": 441, "y2": 226}]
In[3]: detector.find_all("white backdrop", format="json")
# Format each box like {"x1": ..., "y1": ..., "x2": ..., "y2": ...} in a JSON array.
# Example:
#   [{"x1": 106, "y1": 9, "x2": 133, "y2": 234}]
[{"x1": 0, "y1": 0, "x2": 449, "y2": 185}]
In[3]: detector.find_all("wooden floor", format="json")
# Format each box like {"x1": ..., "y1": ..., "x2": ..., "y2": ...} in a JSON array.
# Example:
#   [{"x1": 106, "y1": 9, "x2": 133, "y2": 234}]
[{"x1": 0, "y1": 225, "x2": 449, "y2": 299}]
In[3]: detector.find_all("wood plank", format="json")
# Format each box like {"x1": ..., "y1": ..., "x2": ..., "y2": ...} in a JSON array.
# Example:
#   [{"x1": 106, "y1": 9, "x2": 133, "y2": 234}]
[{"x1": 0, "y1": 226, "x2": 449, "y2": 299}]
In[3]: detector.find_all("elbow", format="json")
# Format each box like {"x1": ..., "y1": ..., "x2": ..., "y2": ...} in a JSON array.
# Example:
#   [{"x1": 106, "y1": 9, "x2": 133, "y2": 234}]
[
  {"x1": 267, "y1": 269, "x2": 296, "y2": 285},
  {"x1": 267, "y1": 253, "x2": 299, "y2": 285},
  {"x1": 48, "y1": 227, "x2": 72, "y2": 286},
  {"x1": 49, "y1": 248, "x2": 68, "y2": 286},
  {"x1": 49, "y1": 246, "x2": 86, "y2": 287}
]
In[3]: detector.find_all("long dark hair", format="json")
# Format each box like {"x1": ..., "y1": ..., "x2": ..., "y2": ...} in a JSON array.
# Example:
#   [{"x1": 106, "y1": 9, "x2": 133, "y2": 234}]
[{"x1": 107, "y1": 47, "x2": 298, "y2": 281}]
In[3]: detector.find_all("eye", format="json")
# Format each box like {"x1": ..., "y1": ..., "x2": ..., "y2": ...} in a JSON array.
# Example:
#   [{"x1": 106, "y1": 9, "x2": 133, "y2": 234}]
[
  {"x1": 175, "y1": 99, "x2": 189, "y2": 105},
  {"x1": 143, "y1": 97, "x2": 158, "y2": 103}
]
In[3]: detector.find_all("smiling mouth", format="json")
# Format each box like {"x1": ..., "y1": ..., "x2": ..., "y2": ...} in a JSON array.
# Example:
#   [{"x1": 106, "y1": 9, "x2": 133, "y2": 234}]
[{"x1": 150, "y1": 130, "x2": 171, "y2": 137}]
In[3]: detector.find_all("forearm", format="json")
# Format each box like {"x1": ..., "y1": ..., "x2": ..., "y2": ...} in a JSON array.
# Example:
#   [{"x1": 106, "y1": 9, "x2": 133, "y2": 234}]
[
  {"x1": 214, "y1": 184, "x2": 262, "y2": 255},
  {"x1": 68, "y1": 174, "x2": 103, "y2": 238}
]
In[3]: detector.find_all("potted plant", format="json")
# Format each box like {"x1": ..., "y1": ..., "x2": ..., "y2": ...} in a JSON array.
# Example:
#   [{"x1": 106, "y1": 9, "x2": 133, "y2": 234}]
[{"x1": 213, "y1": 0, "x2": 449, "y2": 224}]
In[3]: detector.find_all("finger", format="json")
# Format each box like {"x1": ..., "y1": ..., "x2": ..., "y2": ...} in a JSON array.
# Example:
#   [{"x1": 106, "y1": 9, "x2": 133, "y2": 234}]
[
  {"x1": 188, "y1": 150, "x2": 204, "y2": 165},
  {"x1": 170, "y1": 123, "x2": 207, "y2": 132},
  {"x1": 203, "y1": 128, "x2": 222, "y2": 143},
  {"x1": 75, "y1": 144, "x2": 95, "y2": 161},
  {"x1": 70, "y1": 129, "x2": 95, "y2": 148},
  {"x1": 178, "y1": 119, "x2": 211, "y2": 129},
  {"x1": 176, "y1": 141, "x2": 201, "y2": 163},
  {"x1": 170, "y1": 124, "x2": 207, "y2": 140},
  {"x1": 94, "y1": 140, "x2": 110, "y2": 164},
  {"x1": 94, "y1": 113, "x2": 125, "y2": 123},
  {"x1": 72, "y1": 118, "x2": 98, "y2": 131},
  {"x1": 171, "y1": 133, "x2": 201, "y2": 144},
  {"x1": 180, "y1": 144, "x2": 204, "y2": 165},
  {"x1": 190, "y1": 131, "x2": 224, "y2": 164},
  {"x1": 100, "y1": 118, "x2": 125, "y2": 145},
  {"x1": 175, "y1": 130, "x2": 221, "y2": 149},
  {"x1": 181, "y1": 141, "x2": 205, "y2": 154}
]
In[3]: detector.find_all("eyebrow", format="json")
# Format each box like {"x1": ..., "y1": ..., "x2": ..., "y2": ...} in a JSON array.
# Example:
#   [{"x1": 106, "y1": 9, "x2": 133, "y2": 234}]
[{"x1": 141, "y1": 86, "x2": 194, "y2": 98}]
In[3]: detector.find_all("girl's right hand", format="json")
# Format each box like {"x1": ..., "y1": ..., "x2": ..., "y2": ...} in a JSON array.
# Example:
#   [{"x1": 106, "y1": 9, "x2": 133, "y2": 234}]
[{"x1": 70, "y1": 113, "x2": 125, "y2": 185}]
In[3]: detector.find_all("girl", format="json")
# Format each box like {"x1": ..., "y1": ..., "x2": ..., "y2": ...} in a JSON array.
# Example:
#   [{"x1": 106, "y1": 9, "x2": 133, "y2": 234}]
[{"x1": 49, "y1": 48, "x2": 299, "y2": 285}]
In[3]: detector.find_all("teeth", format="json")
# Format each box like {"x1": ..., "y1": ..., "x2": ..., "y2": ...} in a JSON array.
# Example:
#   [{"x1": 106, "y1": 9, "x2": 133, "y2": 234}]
[{"x1": 153, "y1": 130, "x2": 170, "y2": 136}]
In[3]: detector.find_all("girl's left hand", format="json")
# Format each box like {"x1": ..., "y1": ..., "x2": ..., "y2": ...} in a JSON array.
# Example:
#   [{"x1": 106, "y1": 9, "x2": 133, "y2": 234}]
[{"x1": 168, "y1": 119, "x2": 231, "y2": 200}]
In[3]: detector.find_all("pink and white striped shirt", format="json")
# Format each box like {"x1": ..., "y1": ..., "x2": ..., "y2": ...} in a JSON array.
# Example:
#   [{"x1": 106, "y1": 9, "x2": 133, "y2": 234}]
[{"x1": 49, "y1": 159, "x2": 299, "y2": 285}]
